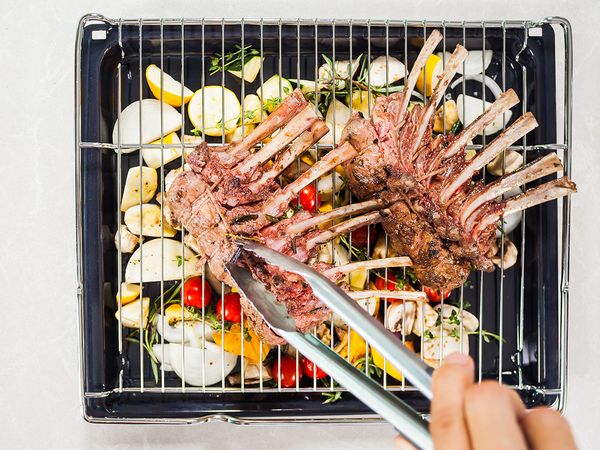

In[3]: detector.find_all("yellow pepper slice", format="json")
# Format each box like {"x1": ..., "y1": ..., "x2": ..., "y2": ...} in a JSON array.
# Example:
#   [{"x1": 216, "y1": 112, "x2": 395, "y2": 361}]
[
  {"x1": 336, "y1": 330, "x2": 367, "y2": 363},
  {"x1": 371, "y1": 341, "x2": 415, "y2": 381},
  {"x1": 212, "y1": 322, "x2": 270, "y2": 364}
]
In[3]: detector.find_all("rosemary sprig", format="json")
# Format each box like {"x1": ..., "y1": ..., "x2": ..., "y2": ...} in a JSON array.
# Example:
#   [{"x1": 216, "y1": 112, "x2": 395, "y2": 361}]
[{"x1": 209, "y1": 44, "x2": 259, "y2": 75}]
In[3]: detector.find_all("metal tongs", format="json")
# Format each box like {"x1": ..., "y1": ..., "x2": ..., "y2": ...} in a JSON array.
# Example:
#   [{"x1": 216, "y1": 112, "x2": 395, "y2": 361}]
[{"x1": 225, "y1": 239, "x2": 434, "y2": 450}]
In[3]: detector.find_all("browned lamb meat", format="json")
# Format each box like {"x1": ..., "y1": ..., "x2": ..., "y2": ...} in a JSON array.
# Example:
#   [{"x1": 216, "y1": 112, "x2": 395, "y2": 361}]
[
  {"x1": 343, "y1": 30, "x2": 577, "y2": 290},
  {"x1": 165, "y1": 89, "x2": 407, "y2": 344}
]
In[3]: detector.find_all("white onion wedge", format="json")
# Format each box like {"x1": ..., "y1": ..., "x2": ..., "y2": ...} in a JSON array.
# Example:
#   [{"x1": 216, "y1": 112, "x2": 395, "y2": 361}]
[
  {"x1": 155, "y1": 314, "x2": 214, "y2": 346},
  {"x1": 167, "y1": 342, "x2": 237, "y2": 386},
  {"x1": 436, "y1": 50, "x2": 492, "y2": 75},
  {"x1": 456, "y1": 94, "x2": 513, "y2": 136},
  {"x1": 112, "y1": 99, "x2": 183, "y2": 147},
  {"x1": 125, "y1": 238, "x2": 201, "y2": 283},
  {"x1": 369, "y1": 56, "x2": 406, "y2": 86}
]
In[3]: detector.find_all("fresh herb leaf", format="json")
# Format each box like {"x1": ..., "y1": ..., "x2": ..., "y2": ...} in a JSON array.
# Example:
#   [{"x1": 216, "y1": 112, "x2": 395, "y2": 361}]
[
  {"x1": 243, "y1": 327, "x2": 252, "y2": 342},
  {"x1": 424, "y1": 330, "x2": 435, "y2": 340},
  {"x1": 263, "y1": 97, "x2": 282, "y2": 111},
  {"x1": 339, "y1": 234, "x2": 369, "y2": 261},
  {"x1": 175, "y1": 255, "x2": 184, "y2": 267},
  {"x1": 322, "y1": 391, "x2": 343, "y2": 404},
  {"x1": 265, "y1": 214, "x2": 281, "y2": 223},
  {"x1": 231, "y1": 214, "x2": 259, "y2": 225},
  {"x1": 449, "y1": 120, "x2": 461, "y2": 134},
  {"x1": 191, "y1": 128, "x2": 201, "y2": 137},
  {"x1": 468, "y1": 329, "x2": 506, "y2": 344},
  {"x1": 209, "y1": 44, "x2": 259, "y2": 75}
]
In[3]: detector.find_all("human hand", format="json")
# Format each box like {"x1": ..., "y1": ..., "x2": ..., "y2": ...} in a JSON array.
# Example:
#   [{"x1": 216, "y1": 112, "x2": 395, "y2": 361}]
[{"x1": 395, "y1": 353, "x2": 577, "y2": 450}]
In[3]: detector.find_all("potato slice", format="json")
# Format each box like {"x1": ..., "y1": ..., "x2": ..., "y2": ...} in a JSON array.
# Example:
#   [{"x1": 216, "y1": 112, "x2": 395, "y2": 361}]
[
  {"x1": 115, "y1": 297, "x2": 150, "y2": 328},
  {"x1": 116, "y1": 282, "x2": 141, "y2": 306},
  {"x1": 125, "y1": 238, "x2": 201, "y2": 283},
  {"x1": 124, "y1": 204, "x2": 176, "y2": 237},
  {"x1": 141, "y1": 132, "x2": 183, "y2": 169},
  {"x1": 120, "y1": 166, "x2": 158, "y2": 211},
  {"x1": 114, "y1": 224, "x2": 139, "y2": 253}
]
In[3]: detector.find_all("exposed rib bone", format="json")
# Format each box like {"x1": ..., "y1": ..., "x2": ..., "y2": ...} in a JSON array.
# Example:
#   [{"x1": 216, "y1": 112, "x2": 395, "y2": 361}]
[
  {"x1": 250, "y1": 121, "x2": 329, "y2": 195},
  {"x1": 347, "y1": 290, "x2": 427, "y2": 302},
  {"x1": 459, "y1": 153, "x2": 563, "y2": 225},
  {"x1": 306, "y1": 209, "x2": 389, "y2": 248},
  {"x1": 287, "y1": 199, "x2": 385, "y2": 235},
  {"x1": 398, "y1": 30, "x2": 443, "y2": 122},
  {"x1": 225, "y1": 89, "x2": 307, "y2": 167},
  {"x1": 443, "y1": 89, "x2": 520, "y2": 159},
  {"x1": 262, "y1": 142, "x2": 358, "y2": 217},
  {"x1": 323, "y1": 257, "x2": 412, "y2": 277},
  {"x1": 504, "y1": 176, "x2": 577, "y2": 215},
  {"x1": 472, "y1": 176, "x2": 577, "y2": 236},
  {"x1": 410, "y1": 45, "x2": 468, "y2": 156},
  {"x1": 439, "y1": 112, "x2": 538, "y2": 204},
  {"x1": 235, "y1": 105, "x2": 319, "y2": 175}
]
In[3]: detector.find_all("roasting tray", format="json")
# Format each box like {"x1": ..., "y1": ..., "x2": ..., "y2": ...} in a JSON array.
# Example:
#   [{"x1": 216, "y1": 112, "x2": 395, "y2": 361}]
[{"x1": 75, "y1": 14, "x2": 573, "y2": 423}]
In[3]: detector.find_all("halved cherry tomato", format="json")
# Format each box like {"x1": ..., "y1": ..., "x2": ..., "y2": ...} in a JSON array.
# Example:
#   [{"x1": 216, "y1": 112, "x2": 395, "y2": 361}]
[
  {"x1": 301, "y1": 357, "x2": 327, "y2": 380},
  {"x1": 272, "y1": 356, "x2": 299, "y2": 387},
  {"x1": 183, "y1": 277, "x2": 213, "y2": 309},
  {"x1": 351, "y1": 225, "x2": 378, "y2": 248},
  {"x1": 374, "y1": 272, "x2": 397, "y2": 291},
  {"x1": 423, "y1": 286, "x2": 452, "y2": 303},
  {"x1": 298, "y1": 184, "x2": 320, "y2": 212},
  {"x1": 216, "y1": 292, "x2": 242, "y2": 323}
]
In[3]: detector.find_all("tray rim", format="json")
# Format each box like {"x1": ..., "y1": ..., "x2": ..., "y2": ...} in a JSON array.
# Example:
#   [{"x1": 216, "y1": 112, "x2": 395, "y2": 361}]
[{"x1": 74, "y1": 13, "x2": 573, "y2": 424}]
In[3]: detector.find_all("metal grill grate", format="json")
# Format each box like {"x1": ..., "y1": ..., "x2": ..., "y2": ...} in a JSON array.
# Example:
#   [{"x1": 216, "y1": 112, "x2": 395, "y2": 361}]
[{"x1": 75, "y1": 15, "x2": 573, "y2": 423}]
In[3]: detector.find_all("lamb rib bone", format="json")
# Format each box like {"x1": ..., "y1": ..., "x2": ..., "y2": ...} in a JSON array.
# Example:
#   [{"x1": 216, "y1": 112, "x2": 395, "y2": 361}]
[
  {"x1": 253, "y1": 121, "x2": 330, "y2": 191},
  {"x1": 347, "y1": 290, "x2": 427, "y2": 302},
  {"x1": 442, "y1": 89, "x2": 520, "y2": 159},
  {"x1": 397, "y1": 30, "x2": 443, "y2": 123},
  {"x1": 471, "y1": 176, "x2": 577, "y2": 236},
  {"x1": 306, "y1": 209, "x2": 390, "y2": 248},
  {"x1": 458, "y1": 153, "x2": 564, "y2": 225},
  {"x1": 224, "y1": 88, "x2": 307, "y2": 167},
  {"x1": 409, "y1": 45, "x2": 469, "y2": 157},
  {"x1": 439, "y1": 112, "x2": 538, "y2": 204},
  {"x1": 234, "y1": 104, "x2": 320, "y2": 175},
  {"x1": 323, "y1": 256, "x2": 412, "y2": 277},
  {"x1": 286, "y1": 198, "x2": 385, "y2": 235},
  {"x1": 262, "y1": 142, "x2": 358, "y2": 217}
]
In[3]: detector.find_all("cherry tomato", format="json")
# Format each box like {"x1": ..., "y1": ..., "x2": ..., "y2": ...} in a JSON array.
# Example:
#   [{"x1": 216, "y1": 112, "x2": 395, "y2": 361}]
[
  {"x1": 350, "y1": 225, "x2": 378, "y2": 248},
  {"x1": 183, "y1": 277, "x2": 213, "y2": 309},
  {"x1": 423, "y1": 286, "x2": 452, "y2": 303},
  {"x1": 301, "y1": 357, "x2": 327, "y2": 380},
  {"x1": 216, "y1": 292, "x2": 242, "y2": 323},
  {"x1": 272, "y1": 356, "x2": 299, "y2": 388},
  {"x1": 374, "y1": 272, "x2": 397, "y2": 291},
  {"x1": 298, "y1": 184, "x2": 320, "y2": 212}
]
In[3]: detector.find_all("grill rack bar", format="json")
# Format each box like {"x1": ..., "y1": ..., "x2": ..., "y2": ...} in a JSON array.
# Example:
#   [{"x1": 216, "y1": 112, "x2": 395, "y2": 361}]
[{"x1": 75, "y1": 14, "x2": 573, "y2": 422}]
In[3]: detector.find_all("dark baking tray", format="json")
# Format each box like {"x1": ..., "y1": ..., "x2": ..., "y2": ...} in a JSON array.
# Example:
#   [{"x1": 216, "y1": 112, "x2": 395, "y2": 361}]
[{"x1": 76, "y1": 15, "x2": 570, "y2": 422}]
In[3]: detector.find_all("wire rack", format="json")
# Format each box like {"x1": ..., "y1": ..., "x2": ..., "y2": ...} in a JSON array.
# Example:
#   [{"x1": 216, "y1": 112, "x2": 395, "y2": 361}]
[{"x1": 75, "y1": 14, "x2": 573, "y2": 423}]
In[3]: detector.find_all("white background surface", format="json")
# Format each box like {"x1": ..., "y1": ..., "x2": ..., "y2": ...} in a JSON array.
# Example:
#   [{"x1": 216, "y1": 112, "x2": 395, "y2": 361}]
[{"x1": 1, "y1": 0, "x2": 599, "y2": 448}]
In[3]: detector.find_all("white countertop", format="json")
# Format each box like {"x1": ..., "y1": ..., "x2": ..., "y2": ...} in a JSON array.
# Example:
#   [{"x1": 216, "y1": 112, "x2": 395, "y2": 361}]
[{"x1": 2, "y1": 0, "x2": 599, "y2": 448}]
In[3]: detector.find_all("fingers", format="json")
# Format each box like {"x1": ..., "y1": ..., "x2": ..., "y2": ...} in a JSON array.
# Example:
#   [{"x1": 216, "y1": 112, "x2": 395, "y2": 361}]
[
  {"x1": 394, "y1": 435, "x2": 418, "y2": 450},
  {"x1": 430, "y1": 352, "x2": 475, "y2": 450},
  {"x1": 522, "y1": 408, "x2": 578, "y2": 450},
  {"x1": 464, "y1": 381, "x2": 528, "y2": 450}
]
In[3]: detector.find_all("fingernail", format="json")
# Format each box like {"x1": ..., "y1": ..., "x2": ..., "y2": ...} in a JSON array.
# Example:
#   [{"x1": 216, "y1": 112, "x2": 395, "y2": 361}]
[{"x1": 444, "y1": 352, "x2": 471, "y2": 366}]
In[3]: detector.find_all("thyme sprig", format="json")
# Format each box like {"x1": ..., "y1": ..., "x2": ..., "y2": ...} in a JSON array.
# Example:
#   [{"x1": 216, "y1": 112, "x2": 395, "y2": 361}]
[{"x1": 209, "y1": 44, "x2": 259, "y2": 75}]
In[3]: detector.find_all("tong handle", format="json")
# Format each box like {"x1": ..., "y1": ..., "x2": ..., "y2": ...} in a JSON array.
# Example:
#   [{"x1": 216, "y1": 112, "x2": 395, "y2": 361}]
[{"x1": 281, "y1": 330, "x2": 433, "y2": 450}]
